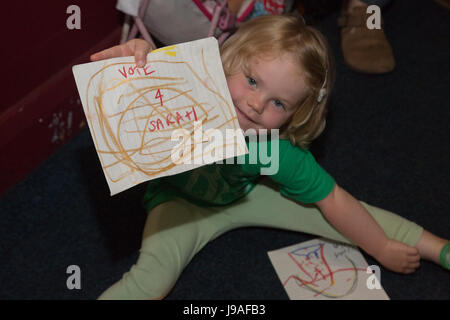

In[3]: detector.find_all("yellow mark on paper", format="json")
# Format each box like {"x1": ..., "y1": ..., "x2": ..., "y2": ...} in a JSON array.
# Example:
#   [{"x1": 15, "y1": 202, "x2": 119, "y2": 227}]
[{"x1": 152, "y1": 45, "x2": 177, "y2": 57}]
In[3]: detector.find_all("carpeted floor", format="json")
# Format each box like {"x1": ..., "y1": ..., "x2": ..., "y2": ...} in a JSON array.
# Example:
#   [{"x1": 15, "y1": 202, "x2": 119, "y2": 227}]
[{"x1": 0, "y1": 0, "x2": 449, "y2": 300}]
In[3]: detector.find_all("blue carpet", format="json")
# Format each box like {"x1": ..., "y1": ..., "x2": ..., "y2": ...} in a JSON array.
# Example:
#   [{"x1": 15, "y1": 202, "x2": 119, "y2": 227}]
[{"x1": 1, "y1": 0, "x2": 449, "y2": 299}]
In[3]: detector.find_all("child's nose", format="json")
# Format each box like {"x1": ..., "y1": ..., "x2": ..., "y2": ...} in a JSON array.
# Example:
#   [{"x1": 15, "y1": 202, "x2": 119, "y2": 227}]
[{"x1": 247, "y1": 93, "x2": 264, "y2": 114}]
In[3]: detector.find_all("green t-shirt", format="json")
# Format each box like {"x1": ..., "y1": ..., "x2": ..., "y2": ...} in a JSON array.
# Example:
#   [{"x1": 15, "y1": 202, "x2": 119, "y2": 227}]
[{"x1": 142, "y1": 138, "x2": 335, "y2": 212}]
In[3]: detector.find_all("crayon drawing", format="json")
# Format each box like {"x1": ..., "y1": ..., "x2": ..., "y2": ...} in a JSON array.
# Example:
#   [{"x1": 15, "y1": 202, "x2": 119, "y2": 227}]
[
  {"x1": 268, "y1": 238, "x2": 390, "y2": 300},
  {"x1": 73, "y1": 38, "x2": 247, "y2": 195}
]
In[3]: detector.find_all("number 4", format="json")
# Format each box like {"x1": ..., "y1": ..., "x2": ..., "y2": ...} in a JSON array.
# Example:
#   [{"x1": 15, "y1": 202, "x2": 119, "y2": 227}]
[{"x1": 155, "y1": 89, "x2": 163, "y2": 106}]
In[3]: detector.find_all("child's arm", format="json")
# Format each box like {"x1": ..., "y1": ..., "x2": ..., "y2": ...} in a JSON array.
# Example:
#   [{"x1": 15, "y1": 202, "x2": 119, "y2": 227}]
[
  {"x1": 316, "y1": 183, "x2": 421, "y2": 273},
  {"x1": 90, "y1": 39, "x2": 154, "y2": 67}
]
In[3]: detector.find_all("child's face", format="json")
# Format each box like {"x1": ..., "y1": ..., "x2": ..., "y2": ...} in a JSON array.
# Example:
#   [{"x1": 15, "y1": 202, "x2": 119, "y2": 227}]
[{"x1": 226, "y1": 54, "x2": 308, "y2": 132}]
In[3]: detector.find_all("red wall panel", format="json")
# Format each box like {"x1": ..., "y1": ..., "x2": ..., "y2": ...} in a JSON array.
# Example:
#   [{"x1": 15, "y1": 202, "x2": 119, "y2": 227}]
[
  {"x1": 1, "y1": 0, "x2": 122, "y2": 111},
  {"x1": 0, "y1": 1, "x2": 124, "y2": 195}
]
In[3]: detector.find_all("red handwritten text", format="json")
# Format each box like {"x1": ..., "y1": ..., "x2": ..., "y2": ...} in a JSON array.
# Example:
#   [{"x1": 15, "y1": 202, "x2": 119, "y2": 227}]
[
  {"x1": 118, "y1": 65, "x2": 155, "y2": 79},
  {"x1": 148, "y1": 106, "x2": 198, "y2": 132}
]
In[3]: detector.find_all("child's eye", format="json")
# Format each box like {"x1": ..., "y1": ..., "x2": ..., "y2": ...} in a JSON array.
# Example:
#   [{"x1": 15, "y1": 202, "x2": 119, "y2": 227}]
[
  {"x1": 247, "y1": 77, "x2": 257, "y2": 87},
  {"x1": 273, "y1": 99, "x2": 285, "y2": 109}
]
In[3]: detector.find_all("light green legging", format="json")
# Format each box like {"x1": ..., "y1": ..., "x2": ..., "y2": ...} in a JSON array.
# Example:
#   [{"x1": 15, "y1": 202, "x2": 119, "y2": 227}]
[{"x1": 98, "y1": 182, "x2": 423, "y2": 300}]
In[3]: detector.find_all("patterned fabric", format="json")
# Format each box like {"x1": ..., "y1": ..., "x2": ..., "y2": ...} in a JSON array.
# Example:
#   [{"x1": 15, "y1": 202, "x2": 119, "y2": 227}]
[{"x1": 246, "y1": 0, "x2": 293, "y2": 20}]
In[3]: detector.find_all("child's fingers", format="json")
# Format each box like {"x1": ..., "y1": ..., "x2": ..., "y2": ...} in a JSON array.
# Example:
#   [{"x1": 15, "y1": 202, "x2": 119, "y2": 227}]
[
  {"x1": 134, "y1": 52, "x2": 147, "y2": 68},
  {"x1": 133, "y1": 40, "x2": 152, "y2": 68},
  {"x1": 90, "y1": 39, "x2": 153, "y2": 66},
  {"x1": 90, "y1": 45, "x2": 125, "y2": 61}
]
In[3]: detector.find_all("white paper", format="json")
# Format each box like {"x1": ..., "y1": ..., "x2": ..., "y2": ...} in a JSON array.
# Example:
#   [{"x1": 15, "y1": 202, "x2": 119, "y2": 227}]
[
  {"x1": 268, "y1": 238, "x2": 390, "y2": 300},
  {"x1": 72, "y1": 37, "x2": 247, "y2": 195}
]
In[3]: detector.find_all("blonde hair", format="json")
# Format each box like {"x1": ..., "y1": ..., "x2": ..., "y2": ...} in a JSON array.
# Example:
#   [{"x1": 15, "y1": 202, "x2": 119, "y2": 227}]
[{"x1": 221, "y1": 15, "x2": 334, "y2": 149}]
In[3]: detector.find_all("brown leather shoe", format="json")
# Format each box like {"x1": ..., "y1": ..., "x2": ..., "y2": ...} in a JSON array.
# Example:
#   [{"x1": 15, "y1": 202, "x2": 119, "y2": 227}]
[
  {"x1": 434, "y1": 0, "x2": 450, "y2": 10},
  {"x1": 338, "y1": 6, "x2": 395, "y2": 74}
]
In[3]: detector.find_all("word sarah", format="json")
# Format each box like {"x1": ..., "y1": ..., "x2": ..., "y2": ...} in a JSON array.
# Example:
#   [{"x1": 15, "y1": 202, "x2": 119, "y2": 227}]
[
  {"x1": 148, "y1": 106, "x2": 199, "y2": 132},
  {"x1": 66, "y1": 5, "x2": 81, "y2": 30},
  {"x1": 366, "y1": 265, "x2": 382, "y2": 289},
  {"x1": 66, "y1": 265, "x2": 81, "y2": 290},
  {"x1": 118, "y1": 65, "x2": 155, "y2": 79},
  {"x1": 171, "y1": 122, "x2": 280, "y2": 175}
]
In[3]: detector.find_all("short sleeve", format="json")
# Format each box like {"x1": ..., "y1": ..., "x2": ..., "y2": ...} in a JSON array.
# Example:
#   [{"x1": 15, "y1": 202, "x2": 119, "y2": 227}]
[{"x1": 239, "y1": 139, "x2": 335, "y2": 203}]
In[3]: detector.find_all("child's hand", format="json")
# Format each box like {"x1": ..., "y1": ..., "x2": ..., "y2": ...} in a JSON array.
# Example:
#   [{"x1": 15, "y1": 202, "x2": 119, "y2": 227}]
[
  {"x1": 374, "y1": 239, "x2": 421, "y2": 274},
  {"x1": 90, "y1": 39, "x2": 155, "y2": 68}
]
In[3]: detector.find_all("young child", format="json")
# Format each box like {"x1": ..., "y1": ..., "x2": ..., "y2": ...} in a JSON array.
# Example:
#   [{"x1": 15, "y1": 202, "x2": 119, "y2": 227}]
[{"x1": 90, "y1": 15, "x2": 449, "y2": 300}]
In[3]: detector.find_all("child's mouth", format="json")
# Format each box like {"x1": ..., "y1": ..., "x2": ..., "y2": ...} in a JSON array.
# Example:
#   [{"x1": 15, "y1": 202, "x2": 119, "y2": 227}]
[{"x1": 235, "y1": 106, "x2": 256, "y2": 125}]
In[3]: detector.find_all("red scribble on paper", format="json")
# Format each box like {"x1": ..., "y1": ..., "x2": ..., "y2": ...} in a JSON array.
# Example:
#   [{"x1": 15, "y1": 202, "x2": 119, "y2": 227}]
[{"x1": 282, "y1": 243, "x2": 367, "y2": 298}]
